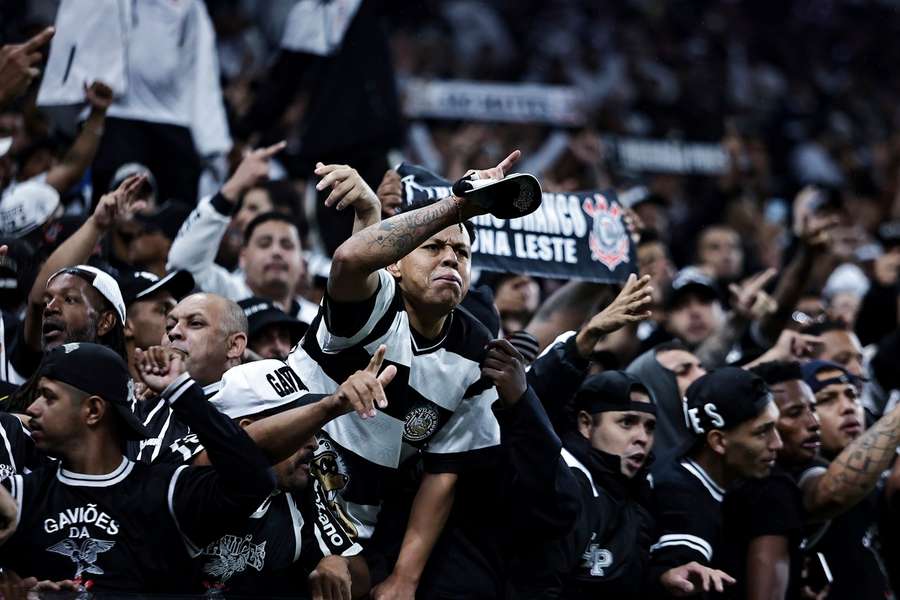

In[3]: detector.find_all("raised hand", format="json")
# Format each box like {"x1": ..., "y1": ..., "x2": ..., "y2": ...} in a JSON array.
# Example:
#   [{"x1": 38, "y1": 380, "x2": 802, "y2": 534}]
[
  {"x1": 331, "y1": 345, "x2": 397, "y2": 419},
  {"x1": 135, "y1": 346, "x2": 187, "y2": 394},
  {"x1": 221, "y1": 141, "x2": 286, "y2": 202},
  {"x1": 661, "y1": 561, "x2": 735, "y2": 596},
  {"x1": 91, "y1": 174, "x2": 149, "y2": 230},
  {"x1": 84, "y1": 80, "x2": 114, "y2": 112},
  {"x1": 468, "y1": 149, "x2": 521, "y2": 182},
  {"x1": 316, "y1": 162, "x2": 381, "y2": 218},
  {"x1": 481, "y1": 339, "x2": 527, "y2": 407},
  {"x1": 729, "y1": 268, "x2": 778, "y2": 321},
  {"x1": 575, "y1": 274, "x2": 653, "y2": 358},
  {"x1": 0, "y1": 27, "x2": 54, "y2": 107}
]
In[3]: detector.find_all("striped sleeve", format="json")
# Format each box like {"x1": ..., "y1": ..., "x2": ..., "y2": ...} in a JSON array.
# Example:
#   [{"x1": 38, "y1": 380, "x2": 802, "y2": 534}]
[
  {"x1": 649, "y1": 480, "x2": 718, "y2": 568},
  {"x1": 320, "y1": 270, "x2": 397, "y2": 349}
]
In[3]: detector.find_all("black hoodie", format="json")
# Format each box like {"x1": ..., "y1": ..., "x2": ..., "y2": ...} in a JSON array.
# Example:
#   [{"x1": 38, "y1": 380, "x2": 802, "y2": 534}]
[{"x1": 627, "y1": 348, "x2": 692, "y2": 460}]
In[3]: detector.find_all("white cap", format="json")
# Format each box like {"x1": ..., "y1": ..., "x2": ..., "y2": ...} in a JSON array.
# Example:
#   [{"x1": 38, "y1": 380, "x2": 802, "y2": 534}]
[
  {"x1": 823, "y1": 263, "x2": 870, "y2": 300},
  {"x1": 210, "y1": 360, "x2": 322, "y2": 420},
  {"x1": 48, "y1": 265, "x2": 127, "y2": 324},
  {"x1": 0, "y1": 180, "x2": 61, "y2": 237}
]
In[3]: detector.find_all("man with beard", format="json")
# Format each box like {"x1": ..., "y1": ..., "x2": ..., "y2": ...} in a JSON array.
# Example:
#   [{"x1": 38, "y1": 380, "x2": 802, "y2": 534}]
[{"x1": 8, "y1": 174, "x2": 148, "y2": 381}]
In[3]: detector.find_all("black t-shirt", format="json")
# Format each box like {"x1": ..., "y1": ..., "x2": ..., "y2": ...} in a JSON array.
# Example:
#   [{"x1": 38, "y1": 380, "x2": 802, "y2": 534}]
[
  {"x1": 719, "y1": 467, "x2": 806, "y2": 599},
  {"x1": 0, "y1": 458, "x2": 267, "y2": 593},
  {"x1": 0, "y1": 412, "x2": 50, "y2": 480}
]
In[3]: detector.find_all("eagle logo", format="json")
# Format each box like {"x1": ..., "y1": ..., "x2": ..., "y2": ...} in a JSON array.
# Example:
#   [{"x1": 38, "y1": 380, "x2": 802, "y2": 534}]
[
  {"x1": 47, "y1": 538, "x2": 115, "y2": 578},
  {"x1": 202, "y1": 534, "x2": 267, "y2": 583}
]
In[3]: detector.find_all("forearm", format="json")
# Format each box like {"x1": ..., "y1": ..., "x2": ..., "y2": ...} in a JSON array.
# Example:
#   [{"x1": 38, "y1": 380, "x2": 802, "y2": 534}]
[
  {"x1": 390, "y1": 472, "x2": 457, "y2": 585},
  {"x1": 746, "y1": 536, "x2": 789, "y2": 600},
  {"x1": 759, "y1": 247, "x2": 814, "y2": 341},
  {"x1": 45, "y1": 110, "x2": 106, "y2": 193},
  {"x1": 806, "y1": 405, "x2": 900, "y2": 519},
  {"x1": 24, "y1": 217, "x2": 104, "y2": 349},
  {"x1": 348, "y1": 555, "x2": 371, "y2": 600},
  {"x1": 352, "y1": 206, "x2": 381, "y2": 235},
  {"x1": 243, "y1": 394, "x2": 340, "y2": 464}
]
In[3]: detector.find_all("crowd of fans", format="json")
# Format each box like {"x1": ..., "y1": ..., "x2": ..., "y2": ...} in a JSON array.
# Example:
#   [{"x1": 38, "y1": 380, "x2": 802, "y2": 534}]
[{"x1": 0, "y1": 0, "x2": 897, "y2": 598}]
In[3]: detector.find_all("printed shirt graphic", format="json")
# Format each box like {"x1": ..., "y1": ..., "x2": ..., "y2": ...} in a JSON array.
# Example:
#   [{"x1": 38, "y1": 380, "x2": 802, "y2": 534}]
[{"x1": 289, "y1": 270, "x2": 500, "y2": 539}]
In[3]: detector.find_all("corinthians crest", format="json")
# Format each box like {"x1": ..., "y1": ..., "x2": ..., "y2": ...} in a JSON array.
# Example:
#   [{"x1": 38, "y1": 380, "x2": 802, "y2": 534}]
[
  {"x1": 403, "y1": 404, "x2": 440, "y2": 443},
  {"x1": 582, "y1": 194, "x2": 630, "y2": 270}
]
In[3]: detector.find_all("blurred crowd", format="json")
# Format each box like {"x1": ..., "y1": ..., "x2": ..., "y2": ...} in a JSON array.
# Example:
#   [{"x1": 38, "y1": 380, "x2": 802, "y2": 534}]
[{"x1": 0, "y1": 0, "x2": 896, "y2": 598}]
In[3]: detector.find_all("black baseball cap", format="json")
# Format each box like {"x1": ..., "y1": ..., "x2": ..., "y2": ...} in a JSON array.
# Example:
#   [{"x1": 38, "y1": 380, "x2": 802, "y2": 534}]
[
  {"x1": 575, "y1": 371, "x2": 656, "y2": 416},
  {"x1": 667, "y1": 267, "x2": 721, "y2": 310},
  {"x1": 684, "y1": 367, "x2": 772, "y2": 436},
  {"x1": 801, "y1": 360, "x2": 861, "y2": 394},
  {"x1": 38, "y1": 342, "x2": 149, "y2": 440},
  {"x1": 238, "y1": 297, "x2": 307, "y2": 343},
  {"x1": 119, "y1": 270, "x2": 195, "y2": 306}
]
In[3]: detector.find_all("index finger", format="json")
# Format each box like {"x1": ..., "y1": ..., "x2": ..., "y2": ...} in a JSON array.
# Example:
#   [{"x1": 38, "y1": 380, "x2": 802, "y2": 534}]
[
  {"x1": 259, "y1": 140, "x2": 287, "y2": 158},
  {"x1": 495, "y1": 150, "x2": 521, "y2": 176},
  {"x1": 20, "y1": 26, "x2": 54, "y2": 54},
  {"x1": 750, "y1": 268, "x2": 777, "y2": 291},
  {"x1": 366, "y1": 345, "x2": 386, "y2": 374},
  {"x1": 485, "y1": 338, "x2": 522, "y2": 360}
]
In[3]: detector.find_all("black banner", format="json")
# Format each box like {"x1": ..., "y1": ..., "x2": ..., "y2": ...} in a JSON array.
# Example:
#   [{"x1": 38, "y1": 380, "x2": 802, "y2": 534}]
[{"x1": 396, "y1": 163, "x2": 637, "y2": 283}]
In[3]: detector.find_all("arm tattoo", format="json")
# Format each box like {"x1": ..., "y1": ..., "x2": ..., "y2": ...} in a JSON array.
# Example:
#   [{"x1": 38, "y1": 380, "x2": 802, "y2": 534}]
[
  {"x1": 359, "y1": 200, "x2": 455, "y2": 256},
  {"x1": 811, "y1": 409, "x2": 900, "y2": 514}
]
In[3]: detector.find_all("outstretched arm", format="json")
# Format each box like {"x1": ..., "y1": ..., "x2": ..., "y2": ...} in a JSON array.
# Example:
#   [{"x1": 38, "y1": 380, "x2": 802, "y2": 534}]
[
  {"x1": 44, "y1": 81, "x2": 112, "y2": 194},
  {"x1": 23, "y1": 175, "x2": 146, "y2": 351},
  {"x1": 327, "y1": 151, "x2": 520, "y2": 302},
  {"x1": 802, "y1": 404, "x2": 900, "y2": 520}
]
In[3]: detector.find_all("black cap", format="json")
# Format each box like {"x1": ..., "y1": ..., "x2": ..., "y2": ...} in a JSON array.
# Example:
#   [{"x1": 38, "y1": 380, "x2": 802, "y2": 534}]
[
  {"x1": 801, "y1": 360, "x2": 861, "y2": 394},
  {"x1": 119, "y1": 270, "x2": 195, "y2": 306},
  {"x1": 574, "y1": 371, "x2": 656, "y2": 415},
  {"x1": 134, "y1": 201, "x2": 192, "y2": 240},
  {"x1": 38, "y1": 343, "x2": 149, "y2": 440},
  {"x1": 238, "y1": 297, "x2": 307, "y2": 343},
  {"x1": 684, "y1": 367, "x2": 772, "y2": 435},
  {"x1": 667, "y1": 267, "x2": 721, "y2": 309}
]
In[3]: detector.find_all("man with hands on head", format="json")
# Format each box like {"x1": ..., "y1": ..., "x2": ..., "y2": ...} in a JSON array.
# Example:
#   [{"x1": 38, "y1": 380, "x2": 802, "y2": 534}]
[{"x1": 290, "y1": 150, "x2": 541, "y2": 599}]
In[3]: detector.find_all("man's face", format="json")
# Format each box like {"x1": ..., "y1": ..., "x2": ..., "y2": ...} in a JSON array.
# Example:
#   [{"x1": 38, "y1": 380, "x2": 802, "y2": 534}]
[
  {"x1": 240, "y1": 221, "x2": 303, "y2": 301},
  {"x1": 164, "y1": 294, "x2": 230, "y2": 385},
  {"x1": 272, "y1": 437, "x2": 317, "y2": 494},
  {"x1": 27, "y1": 378, "x2": 86, "y2": 454},
  {"x1": 771, "y1": 380, "x2": 820, "y2": 465},
  {"x1": 393, "y1": 225, "x2": 472, "y2": 314},
  {"x1": 580, "y1": 391, "x2": 656, "y2": 478},
  {"x1": 816, "y1": 330, "x2": 865, "y2": 378},
  {"x1": 41, "y1": 274, "x2": 109, "y2": 351},
  {"x1": 698, "y1": 227, "x2": 743, "y2": 280},
  {"x1": 721, "y1": 402, "x2": 783, "y2": 479},
  {"x1": 126, "y1": 291, "x2": 177, "y2": 351},
  {"x1": 667, "y1": 294, "x2": 724, "y2": 346},
  {"x1": 637, "y1": 241, "x2": 674, "y2": 304},
  {"x1": 814, "y1": 372, "x2": 864, "y2": 456},
  {"x1": 655, "y1": 348, "x2": 707, "y2": 396},
  {"x1": 251, "y1": 324, "x2": 294, "y2": 360},
  {"x1": 127, "y1": 230, "x2": 171, "y2": 268}
]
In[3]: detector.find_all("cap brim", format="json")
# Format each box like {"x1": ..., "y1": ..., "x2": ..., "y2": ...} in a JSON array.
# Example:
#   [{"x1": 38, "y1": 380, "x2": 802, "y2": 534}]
[
  {"x1": 134, "y1": 270, "x2": 195, "y2": 304},
  {"x1": 668, "y1": 283, "x2": 720, "y2": 308},
  {"x1": 112, "y1": 402, "x2": 151, "y2": 440},
  {"x1": 248, "y1": 311, "x2": 308, "y2": 343}
]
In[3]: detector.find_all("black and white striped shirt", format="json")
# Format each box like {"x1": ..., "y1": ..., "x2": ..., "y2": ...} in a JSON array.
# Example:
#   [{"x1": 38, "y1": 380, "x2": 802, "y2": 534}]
[{"x1": 288, "y1": 270, "x2": 500, "y2": 539}]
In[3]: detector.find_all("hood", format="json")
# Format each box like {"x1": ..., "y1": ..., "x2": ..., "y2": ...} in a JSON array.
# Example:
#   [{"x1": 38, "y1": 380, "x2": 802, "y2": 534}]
[{"x1": 626, "y1": 347, "x2": 693, "y2": 462}]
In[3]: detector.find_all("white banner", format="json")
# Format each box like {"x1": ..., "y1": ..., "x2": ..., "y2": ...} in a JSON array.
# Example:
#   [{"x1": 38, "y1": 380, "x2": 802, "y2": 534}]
[
  {"x1": 604, "y1": 137, "x2": 728, "y2": 175},
  {"x1": 403, "y1": 79, "x2": 585, "y2": 126}
]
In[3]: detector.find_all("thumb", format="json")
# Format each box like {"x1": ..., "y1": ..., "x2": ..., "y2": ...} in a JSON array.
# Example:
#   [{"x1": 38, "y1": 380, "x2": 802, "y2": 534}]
[{"x1": 377, "y1": 364, "x2": 397, "y2": 387}]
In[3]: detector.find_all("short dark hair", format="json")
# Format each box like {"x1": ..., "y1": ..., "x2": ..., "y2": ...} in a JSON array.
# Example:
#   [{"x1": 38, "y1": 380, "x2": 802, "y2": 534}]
[
  {"x1": 749, "y1": 361, "x2": 804, "y2": 387},
  {"x1": 243, "y1": 212, "x2": 300, "y2": 245}
]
